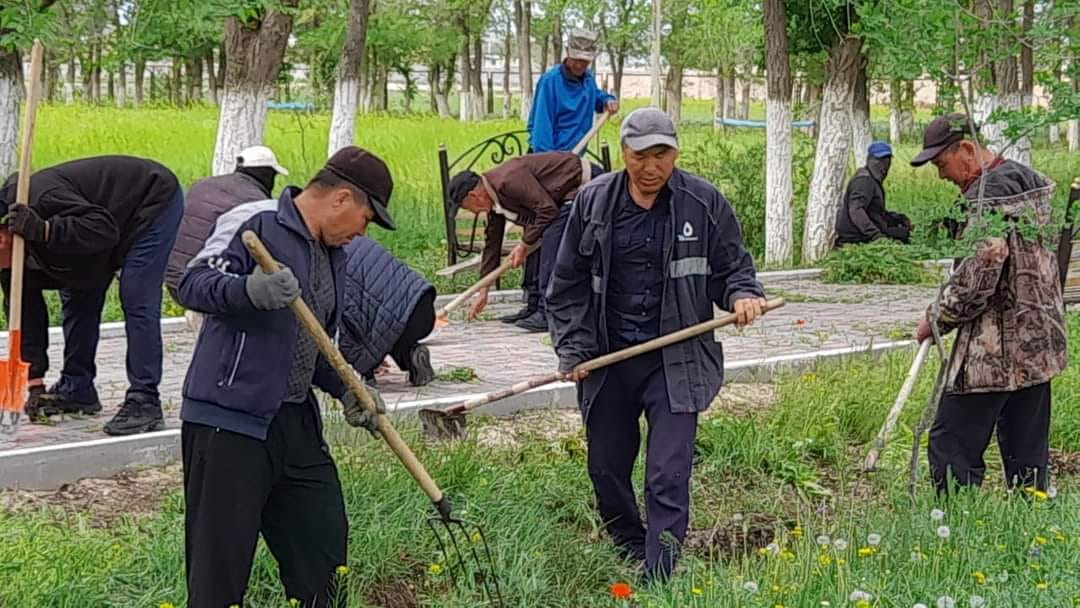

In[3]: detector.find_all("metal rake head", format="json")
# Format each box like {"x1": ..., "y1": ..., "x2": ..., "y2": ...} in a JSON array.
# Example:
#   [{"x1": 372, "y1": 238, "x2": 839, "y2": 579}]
[
  {"x1": 418, "y1": 407, "x2": 468, "y2": 441},
  {"x1": 426, "y1": 499, "x2": 503, "y2": 606}
]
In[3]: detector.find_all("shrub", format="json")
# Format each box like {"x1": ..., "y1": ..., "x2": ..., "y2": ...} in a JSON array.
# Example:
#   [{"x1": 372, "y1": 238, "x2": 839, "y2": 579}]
[{"x1": 821, "y1": 239, "x2": 940, "y2": 285}]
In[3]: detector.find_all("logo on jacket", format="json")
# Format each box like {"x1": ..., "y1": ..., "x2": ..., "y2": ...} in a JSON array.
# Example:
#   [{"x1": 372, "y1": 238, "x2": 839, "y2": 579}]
[{"x1": 677, "y1": 221, "x2": 697, "y2": 242}]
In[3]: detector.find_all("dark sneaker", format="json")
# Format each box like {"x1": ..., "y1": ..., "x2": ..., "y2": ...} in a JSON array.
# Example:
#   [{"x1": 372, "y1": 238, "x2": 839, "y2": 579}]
[
  {"x1": 514, "y1": 311, "x2": 549, "y2": 333},
  {"x1": 22, "y1": 385, "x2": 46, "y2": 419},
  {"x1": 103, "y1": 394, "x2": 165, "y2": 436},
  {"x1": 407, "y1": 344, "x2": 435, "y2": 387},
  {"x1": 35, "y1": 384, "x2": 104, "y2": 417},
  {"x1": 498, "y1": 305, "x2": 535, "y2": 324}
]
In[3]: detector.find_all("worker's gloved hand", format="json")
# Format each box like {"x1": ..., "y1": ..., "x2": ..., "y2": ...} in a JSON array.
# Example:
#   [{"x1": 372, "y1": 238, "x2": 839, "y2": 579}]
[
  {"x1": 245, "y1": 266, "x2": 300, "y2": 310},
  {"x1": 342, "y1": 385, "x2": 385, "y2": 439},
  {"x1": 6, "y1": 205, "x2": 48, "y2": 242}
]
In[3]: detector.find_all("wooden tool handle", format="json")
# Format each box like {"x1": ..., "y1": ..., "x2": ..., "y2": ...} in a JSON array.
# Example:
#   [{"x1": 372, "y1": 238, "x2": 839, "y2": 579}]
[
  {"x1": 437, "y1": 243, "x2": 539, "y2": 318},
  {"x1": 864, "y1": 339, "x2": 932, "y2": 471},
  {"x1": 241, "y1": 231, "x2": 445, "y2": 504},
  {"x1": 448, "y1": 297, "x2": 785, "y2": 415},
  {"x1": 8, "y1": 40, "x2": 45, "y2": 337},
  {"x1": 571, "y1": 111, "x2": 611, "y2": 156}
]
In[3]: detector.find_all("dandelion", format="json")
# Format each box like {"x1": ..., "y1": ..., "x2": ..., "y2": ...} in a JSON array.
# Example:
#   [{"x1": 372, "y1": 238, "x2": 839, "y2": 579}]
[
  {"x1": 781, "y1": 549, "x2": 796, "y2": 560},
  {"x1": 969, "y1": 596, "x2": 985, "y2": 608},
  {"x1": 159, "y1": 604, "x2": 175, "y2": 608},
  {"x1": 821, "y1": 602, "x2": 832, "y2": 606},
  {"x1": 335, "y1": 565, "x2": 350, "y2": 576},
  {"x1": 833, "y1": 538, "x2": 849, "y2": 551},
  {"x1": 692, "y1": 587, "x2": 703, "y2": 596},
  {"x1": 930, "y1": 508, "x2": 945, "y2": 521},
  {"x1": 470, "y1": 531, "x2": 482, "y2": 544},
  {"x1": 1035, "y1": 582, "x2": 1048, "y2": 590},
  {"x1": 1047, "y1": 486, "x2": 1057, "y2": 499},
  {"x1": 855, "y1": 602, "x2": 871, "y2": 608},
  {"x1": 1033, "y1": 536, "x2": 1048, "y2": 546},
  {"x1": 816, "y1": 534, "x2": 831, "y2": 547},
  {"x1": 914, "y1": 604, "x2": 928, "y2": 608},
  {"x1": 611, "y1": 582, "x2": 633, "y2": 599},
  {"x1": 428, "y1": 563, "x2": 444, "y2": 576},
  {"x1": 743, "y1": 581, "x2": 759, "y2": 593},
  {"x1": 867, "y1": 533, "x2": 882, "y2": 546},
  {"x1": 289, "y1": 600, "x2": 300, "y2": 608},
  {"x1": 971, "y1": 571, "x2": 986, "y2": 585},
  {"x1": 936, "y1": 596, "x2": 956, "y2": 608},
  {"x1": 996, "y1": 571, "x2": 1009, "y2": 583},
  {"x1": 819, "y1": 554, "x2": 834, "y2": 566},
  {"x1": 936, "y1": 526, "x2": 951, "y2": 539},
  {"x1": 792, "y1": 525, "x2": 804, "y2": 539},
  {"x1": 732, "y1": 513, "x2": 745, "y2": 523},
  {"x1": 858, "y1": 547, "x2": 876, "y2": 558},
  {"x1": 849, "y1": 589, "x2": 873, "y2": 603},
  {"x1": 766, "y1": 542, "x2": 781, "y2": 556}
]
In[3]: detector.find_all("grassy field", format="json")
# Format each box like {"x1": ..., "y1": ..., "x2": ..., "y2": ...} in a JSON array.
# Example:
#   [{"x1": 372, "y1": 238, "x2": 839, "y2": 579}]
[{"x1": 1, "y1": 314, "x2": 1077, "y2": 607}]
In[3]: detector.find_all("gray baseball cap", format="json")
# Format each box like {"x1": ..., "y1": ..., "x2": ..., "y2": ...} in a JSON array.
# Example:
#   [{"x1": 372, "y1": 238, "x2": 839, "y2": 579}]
[
  {"x1": 566, "y1": 29, "x2": 599, "y2": 61},
  {"x1": 620, "y1": 107, "x2": 679, "y2": 152}
]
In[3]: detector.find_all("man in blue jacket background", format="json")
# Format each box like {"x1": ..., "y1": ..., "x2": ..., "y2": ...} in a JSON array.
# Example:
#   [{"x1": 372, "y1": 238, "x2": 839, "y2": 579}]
[
  {"x1": 177, "y1": 146, "x2": 392, "y2": 607},
  {"x1": 548, "y1": 109, "x2": 767, "y2": 583}
]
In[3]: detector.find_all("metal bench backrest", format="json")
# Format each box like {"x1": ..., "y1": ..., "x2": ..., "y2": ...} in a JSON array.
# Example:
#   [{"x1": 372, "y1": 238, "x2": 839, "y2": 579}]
[
  {"x1": 437, "y1": 131, "x2": 611, "y2": 266},
  {"x1": 1059, "y1": 179, "x2": 1080, "y2": 304}
]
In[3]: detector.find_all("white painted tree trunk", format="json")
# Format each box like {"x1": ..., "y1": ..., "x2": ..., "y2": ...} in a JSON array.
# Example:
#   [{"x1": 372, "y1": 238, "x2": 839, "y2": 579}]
[
  {"x1": 1069, "y1": 120, "x2": 1079, "y2": 152},
  {"x1": 1048, "y1": 123, "x2": 1059, "y2": 144},
  {"x1": 212, "y1": 84, "x2": 270, "y2": 176},
  {"x1": 975, "y1": 92, "x2": 1031, "y2": 166},
  {"x1": 115, "y1": 63, "x2": 126, "y2": 107},
  {"x1": 0, "y1": 67, "x2": 19, "y2": 180},
  {"x1": 459, "y1": 90, "x2": 470, "y2": 121},
  {"x1": 765, "y1": 98, "x2": 793, "y2": 266},
  {"x1": 61, "y1": 62, "x2": 74, "y2": 103},
  {"x1": 889, "y1": 108, "x2": 901, "y2": 144},
  {"x1": 328, "y1": 76, "x2": 360, "y2": 156},
  {"x1": 850, "y1": 60, "x2": 872, "y2": 167},
  {"x1": 713, "y1": 73, "x2": 723, "y2": 131},
  {"x1": 649, "y1": 0, "x2": 662, "y2": 107},
  {"x1": 802, "y1": 37, "x2": 861, "y2": 264}
]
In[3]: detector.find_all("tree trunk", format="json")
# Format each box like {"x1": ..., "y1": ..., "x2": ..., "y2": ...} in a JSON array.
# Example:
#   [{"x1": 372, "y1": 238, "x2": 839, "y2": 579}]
[
  {"x1": 725, "y1": 72, "x2": 736, "y2": 122},
  {"x1": 81, "y1": 55, "x2": 93, "y2": 101},
  {"x1": 665, "y1": 64, "x2": 683, "y2": 123},
  {"x1": 888, "y1": 79, "x2": 902, "y2": 144},
  {"x1": 502, "y1": 25, "x2": 513, "y2": 118},
  {"x1": 538, "y1": 34, "x2": 549, "y2": 71},
  {"x1": 471, "y1": 34, "x2": 485, "y2": 119},
  {"x1": 552, "y1": 13, "x2": 563, "y2": 62},
  {"x1": 458, "y1": 35, "x2": 472, "y2": 121},
  {"x1": 93, "y1": 46, "x2": 102, "y2": 103},
  {"x1": 764, "y1": 0, "x2": 794, "y2": 267},
  {"x1": 328, "y1": 0, "x2": 370, "y2": 156},
  {"x1": 206, "y1": 50, "x2": 218, "y2": 105},
  {"x1": 0, "y1": 49, "x2": 20, "y2": 180},
  {"x1": 850, "y1": 54, "x2": 872, "y2": 167},
  {"x1": 372, "y1": 64, "x2": 388, "y2": 111},
  {"x1": 1071, "y1": 72, "x2": 1080, "y2": 151},
  {"x1": 714, "y1": 70, "x2": 725, "y2": 130},
  {"x1": 213, "y1": 6, "x2": 296, "y2": 176},
  {"x1": 1020, "y1": 0, "x2": 1034, "y2": 106},
  {"x1": 976, "y1": 0, "x2": 1030, "y2": 165},
  {"x1": 188, "y1": 55, "x2": 203, "y2": 102},
  {"x1": 612, "y1": 53, "x2": 625, "y2": 100},
  {"x1": 515, "y1": 0, "x2": 533, "y2": 119},
  {"x1": 150, "y1": 71, "x2": 157, "y2": 102},
  {"x1": 134, "y1": 57, "x2": 145, "y2": 106},
  {"x1": 435, "y1": 62, "x2": 453, "y2": 117},
  {"x1": 650, "y1": 0, "x2": 662, "y2": 106},
  {"x1": 170, "y1": 59, "x2": 182, "y2": 105},
  {"x1": 738, "y1": 70, "x2": 751, "y2": 119},
  {"x1": 64, "y1": 57, "x2": 75, "y2": 103},
  {"x1": 802, "y1": 35, "x2": 862, "y2": 265},
  {"x1": 107, "y1": 70, "x2": 115, "y2": 102},
  {"x1": 901, "y1": 81, "x2": 915, "y2": 134},
  {"x1": 115, "y1": 62, "x2": 126, "y2": 107}
]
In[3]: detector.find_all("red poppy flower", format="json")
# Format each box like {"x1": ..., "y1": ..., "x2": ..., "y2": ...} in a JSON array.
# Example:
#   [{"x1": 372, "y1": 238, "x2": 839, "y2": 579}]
[
  {"x1": 611, "y1": 581, "x2": 632, "y2": 599},
  {"x1": 794, "y1": 319, "x2": 806, "y2": 326}
]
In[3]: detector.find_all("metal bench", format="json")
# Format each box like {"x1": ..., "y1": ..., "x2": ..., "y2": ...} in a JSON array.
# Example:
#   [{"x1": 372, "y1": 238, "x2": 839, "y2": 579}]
[
  {"x1": 1059, "y1": 178, "x2": 1080, "y2": 304},
  {"x1": 437, "y1": 130, "x2": 612, "y2": 278}
]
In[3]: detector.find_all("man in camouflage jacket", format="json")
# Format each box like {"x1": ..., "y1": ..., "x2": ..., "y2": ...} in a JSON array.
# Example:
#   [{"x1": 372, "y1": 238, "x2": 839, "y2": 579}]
[{"x1": 911, "y1": 113, "x2": 1067, "y2": 494}]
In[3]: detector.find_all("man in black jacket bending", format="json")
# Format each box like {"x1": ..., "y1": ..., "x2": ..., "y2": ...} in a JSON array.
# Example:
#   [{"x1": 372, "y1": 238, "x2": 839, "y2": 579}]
[
  {"x1": 0, "y1": 156, "x2": 184, "y2": 435},
  {"x1": 834, "y1": 141, "x2": 912, "y2": 246}
]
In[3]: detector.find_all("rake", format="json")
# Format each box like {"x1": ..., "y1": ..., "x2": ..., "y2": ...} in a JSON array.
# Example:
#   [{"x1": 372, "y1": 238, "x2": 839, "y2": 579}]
[
  {"x1": 1, "y1": 40, "x2": 44, "y2": 434},
  {"x1": 419, "y1": 298, "x2": 786, "y2": 441},
  {"x1": 241, "y1": 231, "x2": 503, "y2": 606},
  {"x1": 862, "y1": 339, "x2": 932, "y2": 472}
]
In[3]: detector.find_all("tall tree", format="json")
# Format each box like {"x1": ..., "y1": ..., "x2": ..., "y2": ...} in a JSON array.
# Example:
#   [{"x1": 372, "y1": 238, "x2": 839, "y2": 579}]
[
  {"x1": 850, "y1": 53, "x2": 872, "y2": 167},
  {"x1": 649, "y1": 0, "x2": 662, "y2": 106},
  {"x1": 763, "y1": 0, "x2": 793, "y2": 266},
  {"x1": 328, "y1": 0, "x2": 371, "y2": 156},
  {"x1": 514, "y1": 0, "x2": 534, "y2": 118},
  {"x1": 0, "y1": 0, "x2": 56, "y2": 179},
  {"x1": 212, "y1": 0, "x2": 298, "y2": 176}
]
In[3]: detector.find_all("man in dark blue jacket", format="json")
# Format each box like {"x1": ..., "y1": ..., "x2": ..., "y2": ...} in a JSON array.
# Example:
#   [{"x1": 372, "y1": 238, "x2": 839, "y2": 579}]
[
  {"x1": 177, "y1": 146, "x2": 394, "y2": 607},
  {"x1": 548, "y1": 108, "x2": 767, "y2": 583}
]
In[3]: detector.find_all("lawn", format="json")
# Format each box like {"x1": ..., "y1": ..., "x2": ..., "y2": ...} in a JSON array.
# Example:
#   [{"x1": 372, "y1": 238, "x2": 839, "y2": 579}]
[{"x1": 1, "y1": 314, "x2": 1077, "y2": 607}]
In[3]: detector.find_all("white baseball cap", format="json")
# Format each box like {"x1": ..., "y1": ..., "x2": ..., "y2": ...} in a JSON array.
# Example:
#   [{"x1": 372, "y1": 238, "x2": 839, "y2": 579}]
[{"x1": 236, "y1": 145, "x2": 289, "y2": 176}]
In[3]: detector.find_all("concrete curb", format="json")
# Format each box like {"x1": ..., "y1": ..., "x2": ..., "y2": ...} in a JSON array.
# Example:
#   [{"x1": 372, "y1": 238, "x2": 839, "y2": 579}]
[{"x1": 0, "y1": 339, "x2": 917, "y2": 490}]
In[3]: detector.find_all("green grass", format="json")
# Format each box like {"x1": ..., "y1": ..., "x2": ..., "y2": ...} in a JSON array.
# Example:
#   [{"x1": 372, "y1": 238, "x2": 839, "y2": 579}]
[{"x1": 1, "y1": 315, "x2": 1077, "y2": 607}]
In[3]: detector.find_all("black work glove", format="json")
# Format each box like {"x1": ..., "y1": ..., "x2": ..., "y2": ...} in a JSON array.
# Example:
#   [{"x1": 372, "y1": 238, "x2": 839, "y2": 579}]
[
  {"x1": 6, "y1": 205, "x2": 48, "y2": 242},
  {"x1": 341, "y1": 383, "x2": 385, "y2": 439}
]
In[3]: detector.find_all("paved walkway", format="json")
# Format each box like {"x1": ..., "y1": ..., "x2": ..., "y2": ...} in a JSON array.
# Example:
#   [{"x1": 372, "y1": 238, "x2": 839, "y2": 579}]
[{"x1": 0, "y1": 278, "x2": 936, "y2": 451}]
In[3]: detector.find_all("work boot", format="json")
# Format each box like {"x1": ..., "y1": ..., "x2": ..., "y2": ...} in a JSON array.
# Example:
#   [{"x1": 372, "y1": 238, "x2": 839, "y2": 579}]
[
  {"x1": 498, "y1": 304, "x2": 535, "y2": 324},
  {"x1": 103, "y1": 393, "x2": 165, "y2": 436},
  {"x1": 514, "y1": 310, "x2": 549, "y2": 333},
  {"x1": 34, "y1": 379, "x2": 104, "y2": 417},
  {"x1": 22, "y1": 385, "x2": 46, "y2": 419},
  {"x1": 407, "y1": 344, "x2": 435, "y2": 387}
]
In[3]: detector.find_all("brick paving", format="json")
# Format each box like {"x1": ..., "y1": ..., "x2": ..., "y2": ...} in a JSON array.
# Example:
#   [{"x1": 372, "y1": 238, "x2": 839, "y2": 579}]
[{"x1": 0, "y1": 278, "x2": 937, "y2": 451}]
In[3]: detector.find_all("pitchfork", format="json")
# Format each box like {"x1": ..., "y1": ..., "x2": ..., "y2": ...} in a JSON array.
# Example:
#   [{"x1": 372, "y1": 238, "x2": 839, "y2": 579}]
[
  {"x1": 241, "y1": 231, "x2": 503, "y2": 605},
  {"x1": 1, "y1": 40, "x2": 44, "y2": 434}
]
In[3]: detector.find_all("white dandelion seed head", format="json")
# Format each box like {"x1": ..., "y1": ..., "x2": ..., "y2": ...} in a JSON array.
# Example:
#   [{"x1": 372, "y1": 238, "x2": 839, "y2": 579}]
[
  {"x1": 849, "y1": 589, "x2": 873, "y2": 602},
  {"x1": 867, "y1": 533, "x2": 882, "y2": 546},
  {"x1": 969, "y1": 595, "x2": 985, "y2": 608},
  {"x1": 766, "y1": 542, "x2": 780, "y2": 555},
  {"x1": 936, "y1": 526, "x2": 951, "y2": 539},
  {"x1": 742, "y1": 581, "x2": 759, "y2": 593},
  {"x1": 1047, "y1": 486, "x2": 1057, "y2": 499},
  {"x1": 937, "y1": 596, "x2": 956, "y2": 608},
  {"x1": 816, "y1": 534, "x2": 831, "y2": 546},
  {"x1": 732, "y1": 512, "x2": 744, "y2": 522},
  {"x1": 996, "y1": 571, "x2": 1009, "y2": 583},
  {"x1": 930, "y1": 508, "x2": 946, "y2": 521},
  {"x1": 914, "y1": 604, "x2": 929, "y2": 608},
  {"x1": 834, "y1": 538, "x2": 849, "y2": 551}
]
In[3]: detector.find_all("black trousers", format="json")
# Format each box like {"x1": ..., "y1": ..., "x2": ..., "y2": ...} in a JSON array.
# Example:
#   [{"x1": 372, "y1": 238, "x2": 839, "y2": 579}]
[
  {"x1": 183, "y1": 401, "x2": 348, "y2": 607},
  {"x1": 388, "y1": 290, "x2": 436, "y2": 371},
  {"x1": 0, "y1": 269, "x2": 62, "y2": 381},
  {"x1": 928, "y1": 382, "x2": 1051, "y2": 493},
  {"x1": 584, "y1": 351, "x2": 697, "y2": 579}
]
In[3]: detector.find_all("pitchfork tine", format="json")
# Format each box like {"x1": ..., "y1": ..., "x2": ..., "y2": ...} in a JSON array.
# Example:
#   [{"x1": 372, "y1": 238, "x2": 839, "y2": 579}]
[{"x1": 427, "y1": 499, "x2": 504, "y2": 606}]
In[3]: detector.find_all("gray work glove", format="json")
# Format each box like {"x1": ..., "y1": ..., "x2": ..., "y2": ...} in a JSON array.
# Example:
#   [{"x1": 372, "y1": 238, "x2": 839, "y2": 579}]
[
  {"x1": 341, "y1": 384, "x2": 385, "y2": 439},
  {"x1": 245, "y1": 266, "x2": 300, "y2": 310}
]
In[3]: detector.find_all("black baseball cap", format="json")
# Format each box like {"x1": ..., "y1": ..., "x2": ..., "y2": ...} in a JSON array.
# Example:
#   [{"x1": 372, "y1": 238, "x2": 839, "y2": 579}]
[
  {"x1": 325, "y1": 146, "x2": 395, "y2": 230},
  {"x1": 910, "y1": 113, "x2": 978, "y2": 167},
  {"x1": 447, "y1": 170, "x2": 481, "y2": 216}
]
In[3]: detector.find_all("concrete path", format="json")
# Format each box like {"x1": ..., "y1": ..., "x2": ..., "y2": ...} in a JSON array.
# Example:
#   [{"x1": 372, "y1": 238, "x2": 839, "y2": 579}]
[{"x1": 0, "y1": 277, "x2": 936, "y2": 452}]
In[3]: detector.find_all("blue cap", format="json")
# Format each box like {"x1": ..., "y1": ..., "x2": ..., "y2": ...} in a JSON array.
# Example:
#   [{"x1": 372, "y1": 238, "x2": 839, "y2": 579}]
[{"x1": 868, "y1": 141, "x2": 892, "y2": 159}]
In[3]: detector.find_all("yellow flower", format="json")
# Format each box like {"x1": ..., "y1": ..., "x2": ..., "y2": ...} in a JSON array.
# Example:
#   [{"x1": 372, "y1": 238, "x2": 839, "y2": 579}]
[
  {"x1": 289, "y1": 600, "x2": 300, "y2": 607},
  {"x1": 781, "y1": 549, "x2": 796, "y2": 560},
  {"x1": 1036, "y1": 581, "x2": 1048, "y2": 590},
  {"x1": 1033, "y1": 536, "x2": 1048, "y2": 546},
  {"x1": 996, "y1": 544, "x2": 1007, "y2": 551},
  {"x1": 470, "y1": 531, "x2": 482, "y2": 544},
  {"x1": 159, "y1": 604, "x2": 175, "y2": 608},
  {"x1": 972, "y1": 571, "x2": 987, "y2": 585},
  {"x1": 774, "y1": 604, "x2": 786, "y2": 608},
  {"x1": 855, "y1": 601, "x2": 871, "y2": 608},
  {"x1": 428, "y1": 563, "x2": 444, "y2": 576},
  {"x1": 837, "y1": 558, "x2": 847, "y2": 565},
  {"x1": 692, "y1": 587, "x2": 703, "y2": 596},
  {"x1": 818, "y1": 554, "x2": 833, "y2": 566},
  {"x1": 792, "y1": 526, "x2": 804, "y2": 539},
  {"x1": 758, "y1": 547, "x2": 769, "y2": 556},
  {"x1": 772, "y1": 584, "x2": 782, "y2": 593},
  {"x1": 857, "y1": 547, "x2": 875, "y2": 558},
  {"x1": 336, "y1": 565, "x2": 350, "y2": 576},
  {"x1": 1031, "y1": 563, "x2": 1041, "y2": 570},
  {"x1": 1054, "y1": 532, "x2": 1065, "y2": 542}
]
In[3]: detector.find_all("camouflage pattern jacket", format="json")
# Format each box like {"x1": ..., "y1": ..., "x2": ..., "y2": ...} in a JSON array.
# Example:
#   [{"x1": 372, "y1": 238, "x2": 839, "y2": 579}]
[{"x1": 933, "y1": 160, "x2": 1067, "y2": 395}]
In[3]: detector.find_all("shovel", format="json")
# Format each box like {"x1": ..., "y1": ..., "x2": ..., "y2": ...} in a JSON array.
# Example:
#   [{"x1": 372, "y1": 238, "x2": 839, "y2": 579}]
[
  {"x1": 241, "y1": 231, "x2": 503, "y2": 606},
  {"x1": 419, "y1": 298, "x2": 785, "y2": 440},
  {"x1": 1, "y1": 40, "x2": 44, "y2": 434},
  {"x1": 862, "y1": 339, "x2": 932, "y2": 472},
  {"x1": 435, "y1": 112, "x2": 612, "y2": 328}
]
